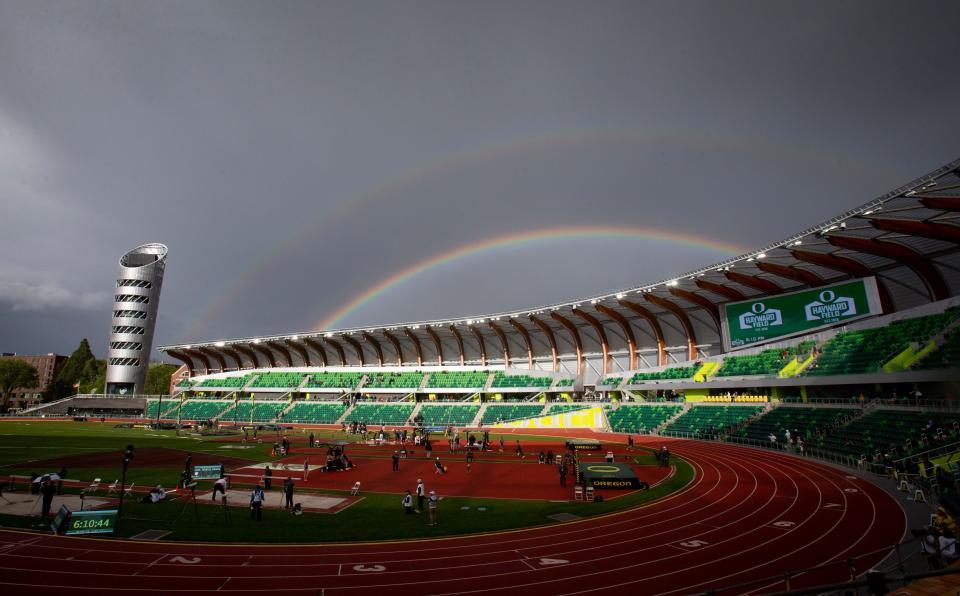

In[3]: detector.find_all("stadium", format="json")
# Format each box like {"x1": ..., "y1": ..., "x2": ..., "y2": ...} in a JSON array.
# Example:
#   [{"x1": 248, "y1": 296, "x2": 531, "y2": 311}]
[{"x1": 1, "y1": 158, "x2": 959, "y2": 595}]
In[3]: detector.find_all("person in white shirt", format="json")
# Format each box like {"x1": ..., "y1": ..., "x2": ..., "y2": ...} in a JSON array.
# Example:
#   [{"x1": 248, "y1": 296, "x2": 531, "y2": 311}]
[
  {"x1": 402, "y1": 490, "x2": 414, "y2": 514},
  {"x1": 212, "y1": 477, "x2": 228, "y2": 502},
  {"x1": 250, "y1": 484, "x2": 265, "y2": 521}
]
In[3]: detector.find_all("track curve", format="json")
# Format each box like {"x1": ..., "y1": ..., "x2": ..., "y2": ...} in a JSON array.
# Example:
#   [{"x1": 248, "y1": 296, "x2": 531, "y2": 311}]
[{"x1": 0, "y1": 437, "x2": 906, "y2": 595}]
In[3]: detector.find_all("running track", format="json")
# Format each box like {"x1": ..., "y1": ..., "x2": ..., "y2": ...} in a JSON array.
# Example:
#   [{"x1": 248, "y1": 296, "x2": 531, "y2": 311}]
[{"x1": 0, "y1": 437, "x2": 906, "y2": 595}]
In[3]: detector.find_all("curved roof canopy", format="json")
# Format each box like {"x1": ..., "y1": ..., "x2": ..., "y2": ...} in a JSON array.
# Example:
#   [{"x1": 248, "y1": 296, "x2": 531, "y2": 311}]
[{"x1": 161, "y1": 158, "x2": 960, "y2": 379}]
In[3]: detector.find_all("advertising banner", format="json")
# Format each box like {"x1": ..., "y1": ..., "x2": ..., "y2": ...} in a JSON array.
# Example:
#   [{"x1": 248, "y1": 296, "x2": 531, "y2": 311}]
[{"x1": 721, "y1": 277, "x2": 881, "y2": 350}]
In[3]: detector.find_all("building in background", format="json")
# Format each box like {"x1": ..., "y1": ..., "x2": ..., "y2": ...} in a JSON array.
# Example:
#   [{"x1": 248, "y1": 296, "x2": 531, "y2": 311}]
[
  {"x1": 105, "y1": 243, "x2": 168, "y2": 395},
  {"x1": 0, "y1": 353, "x2": 67, "y2": 410},
  {"x1": 168, "y1": 364, "x2": 190, "y2": 395}
]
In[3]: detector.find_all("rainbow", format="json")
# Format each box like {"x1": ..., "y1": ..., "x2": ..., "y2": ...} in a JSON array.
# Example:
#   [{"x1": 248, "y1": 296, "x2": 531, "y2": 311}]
[
  {"x1": 314, "y1": 225, "x2": 749, "y2": 331},
  {"x1": 175, "y1": 127, "x2": 872, "y2": 342}
]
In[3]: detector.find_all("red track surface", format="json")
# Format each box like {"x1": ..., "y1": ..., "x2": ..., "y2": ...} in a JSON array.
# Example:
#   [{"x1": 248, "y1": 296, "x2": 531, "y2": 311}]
[
  {"x1": 229, "y1": 445, "x2": 671, "y2": 500},
  {"x1": 0, "y1": 436, "x2": 906, "y2": 595}
]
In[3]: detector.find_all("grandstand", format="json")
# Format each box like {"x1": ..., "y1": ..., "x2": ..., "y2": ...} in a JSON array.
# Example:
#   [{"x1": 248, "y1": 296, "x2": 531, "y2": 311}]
[
  {"x1": 662, "y1": 405, "x2": 764, "y2": 437},
  {"x1": 283, "y1": 401, "x2": 347, "y2": 423},
  {"x1": 482, "y1": 403, "x2": 544, "y2": 424},
  {"x1": 732, "y1": 406, "x2": 858, "y2": 445},
  {"x1": 364, "y1": 371, "x2": 424, "y2": 390},
  {"x1": 303, "y1": 372, "x2": 364, "y2": 390},
  {"x1": 419, "y1": 404, "x2": 481, "y2": 426},
  {"x1": 607, "y1": 404, "x2": 683, "y2": 433},
  {"x1": 344, "y1": 403, "x2": 415, "y2": 425},
  {"x1": 426, "y1": 370, "x2": 489, "y2": 389},
  {"x1": 230, "y1": 400, "x2": 289, "y2": 422}
]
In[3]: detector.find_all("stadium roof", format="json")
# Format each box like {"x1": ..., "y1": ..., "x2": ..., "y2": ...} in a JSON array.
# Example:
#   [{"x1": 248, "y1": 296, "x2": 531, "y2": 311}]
[{"x1": 160, "y1": 157, "x2": 960, "y2": 379}]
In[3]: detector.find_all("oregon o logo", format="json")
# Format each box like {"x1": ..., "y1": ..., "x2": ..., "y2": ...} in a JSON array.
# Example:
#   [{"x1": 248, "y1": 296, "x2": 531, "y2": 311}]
[
  {"x1": 751, "y1": 303, "x2": 766, "y2": 314},
  {"x1": 819, "y1": 290, "x2": 836, "y2": 303},
  {"x1": 586, "y1": 465, "x2": 620, "y2": 473}
]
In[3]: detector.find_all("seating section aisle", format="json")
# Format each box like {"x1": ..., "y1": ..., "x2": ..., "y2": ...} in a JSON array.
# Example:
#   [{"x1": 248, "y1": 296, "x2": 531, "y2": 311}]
[
  {"x1": 146, "y1": 400, "x2": 177, "y2": 419},
  {"x1": 807, "y1": 309, "x2": 960, "y2": 376},
  {"x1": 249, "y1": 372, "x2": 304, "y2": 389},
  {"x1": 283, "y1": 401, "x2": 347, "y2": 423},
  {"x1": 491, "y1": 372, "x2": 552, "y2": 389},
  {"x1": 662, "y1": 405, "x2": 764, "y2": 437},
  {"x1": 197, "y1": 375, "x2": 250, "y2": 389},
  {"x1": 914, "y1": 328, "x2": 960, "y2": 370},
  {"x1": 419, "y1": 404, "x2": 481, "y2": 426},
  {"x1": 426, "y1": 371, "x2": 490, "y2": 389},
  {"x1": 546, "y1": 403, "x2": 594, "y2": 415},
  {"x1": 346, "y1": 403, "x2": 415, "y2": 425},
  {"x1": 364, "y1": 372, "x2": 424, "y2": 390},
  {"x1": 304, "y1": 372, "x2": 364, "y2": 390},
  {"x1": 627, "y1": 366, "x2": 697, "y2": 383},
  {"x1": 177, "y1": 399, "x2": 234, "y2": 420},
  {"x1": 482, "y1": 404, "x2": 544, "y2": 424},
  {"x1": 732, "y1": 406, "x2": 857, "y2": 445},
  {"x1": 818, "y1": 410, "x2": 960, "y2": 458},
  {"x1": 716, "y1": 342, "x2": 815, "y2": 377},
  {"x1": 607, "y1": 405, "x2": 682, "y2": 433},
  {"x1": 231, "y1": 400, "x2": 289, "y2": 422}
]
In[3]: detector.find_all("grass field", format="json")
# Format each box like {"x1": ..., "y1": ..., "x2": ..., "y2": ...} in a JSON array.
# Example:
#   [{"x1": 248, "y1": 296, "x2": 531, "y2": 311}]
[{"x1": 0, "y1": 420, "x2": 692, "y2": 543}]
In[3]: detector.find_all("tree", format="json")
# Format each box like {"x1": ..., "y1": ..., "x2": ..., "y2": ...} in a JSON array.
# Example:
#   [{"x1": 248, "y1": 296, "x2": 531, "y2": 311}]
[
  {"x1": 0, "y1": 359, "x2": 39, "y2": 412},
  {"x1": 50, "y1": 338, "x2": 98, "y2": 399},
  {"x1": 145, "y1": 363, "x2": 177, "y2": 395},
  {"x1": 88, "y1": 359, "x2": 107, "y2": 395}
]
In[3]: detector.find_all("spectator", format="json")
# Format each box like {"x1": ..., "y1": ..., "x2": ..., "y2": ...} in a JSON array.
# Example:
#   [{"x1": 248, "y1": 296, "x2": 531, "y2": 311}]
[
  {"x1": 283, "y1": 477, "x2": 295, "y2": 510},
  {"x1": 41, "y1": 478, "x2": 56, "y2": 517},
  {"x1": 212, "y1": 477, "x2": 228, "y2": 501},
  {"x1": 250, "y1": 484, "x2": 265, "y2": 520},
  {"x1": 402, "y1": 490, "x2": 414, "y2": 514}
]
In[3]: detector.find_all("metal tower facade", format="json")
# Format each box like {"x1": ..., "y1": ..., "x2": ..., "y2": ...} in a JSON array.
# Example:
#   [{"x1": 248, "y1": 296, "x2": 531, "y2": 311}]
[{"x1": 105, "y1": 243, "x2": 168, "y2": 395}]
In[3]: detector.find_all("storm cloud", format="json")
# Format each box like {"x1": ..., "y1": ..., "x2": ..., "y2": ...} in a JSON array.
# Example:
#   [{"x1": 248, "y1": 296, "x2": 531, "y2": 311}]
[{"x1": 1, "y1": 0, "x2": 958, "y2": 360}]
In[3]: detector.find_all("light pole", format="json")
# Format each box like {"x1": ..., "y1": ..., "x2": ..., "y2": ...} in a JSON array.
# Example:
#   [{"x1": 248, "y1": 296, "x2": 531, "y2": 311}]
[{"x1": 117, "y1": 444, "x2": 134, "y2": 518}]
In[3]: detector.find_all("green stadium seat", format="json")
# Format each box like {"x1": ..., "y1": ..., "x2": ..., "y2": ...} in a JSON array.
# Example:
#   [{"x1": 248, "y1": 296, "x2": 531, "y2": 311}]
[
  {"x1": 418, "y1": 404, "x2": 481, "y2": 426},
  {"x1": 607, "y1": 405, "x2": 683, "y2": 433},
  {"x1": 303, "y1": 372, "x2": 364, "y2": 390},
  {"x1": 482, "y1": 404, "x2": 543, "y2": 424},
  {"x1": 364, "y1": 372, "x2": 424, "y2": 390},
  {"x1": 626, "y1": 366, "x2": 697, "y2": 383},
  {"x1": 426, "y1": 371, "x2": 490, "y2": 389},
  {"x1": 491, "y1": 372, "x2": 552, "y2": 389},
  {"x1": 345, "y1": 403, "x2": 415, "y2": 425},
  {"x1": 662, "y1": 405, "x2": 763, "y2": 437},
  {"x1": 284, "y1": 401, "x2": 348, "y2": 423}
]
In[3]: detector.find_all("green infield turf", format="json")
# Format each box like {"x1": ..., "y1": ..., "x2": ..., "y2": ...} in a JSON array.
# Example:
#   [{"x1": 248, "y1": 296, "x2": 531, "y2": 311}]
[{"x1": 0, "y1": 420, "x2": 693, "y2": 543}]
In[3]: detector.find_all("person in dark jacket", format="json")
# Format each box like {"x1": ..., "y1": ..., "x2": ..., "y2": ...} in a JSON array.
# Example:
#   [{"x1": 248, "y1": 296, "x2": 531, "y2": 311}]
[
  {"x1": 283, "y1": 477, "x2": 295, "y2": 510},
  {"x1": 41, "y1": 479, "x2": 56, "y2": 516}
]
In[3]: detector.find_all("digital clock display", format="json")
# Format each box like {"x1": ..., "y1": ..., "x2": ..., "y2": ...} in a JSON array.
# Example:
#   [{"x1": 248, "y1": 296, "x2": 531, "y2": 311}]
[{"x1": 64, "y1": 510, "x2": 118, "y2": 535}]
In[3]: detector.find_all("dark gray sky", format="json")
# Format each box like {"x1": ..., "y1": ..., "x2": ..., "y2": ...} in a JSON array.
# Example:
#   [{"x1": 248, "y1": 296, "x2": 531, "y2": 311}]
[{"x1": 2, "y1": 0, "x2": 959, "y2": 360}]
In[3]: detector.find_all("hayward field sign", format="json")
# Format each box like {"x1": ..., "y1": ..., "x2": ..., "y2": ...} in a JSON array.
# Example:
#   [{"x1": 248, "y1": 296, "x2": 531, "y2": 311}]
[{"x1": 721, "y1": 277, "x2": 882, "y2": 350}]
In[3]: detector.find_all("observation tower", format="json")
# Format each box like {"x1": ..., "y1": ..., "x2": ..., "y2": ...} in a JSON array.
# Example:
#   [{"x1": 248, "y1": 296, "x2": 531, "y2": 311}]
[{"x1": 105, "y1": 243, "x2": 168, "y2": 395}]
